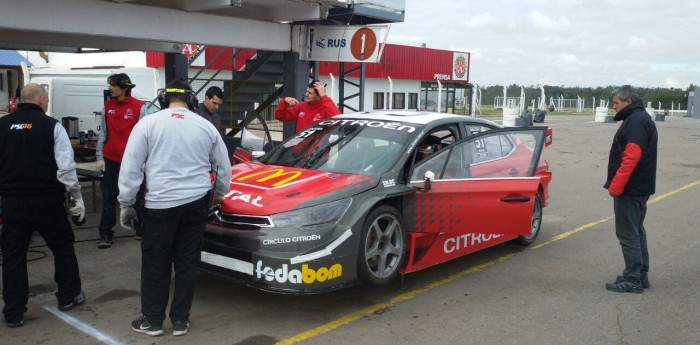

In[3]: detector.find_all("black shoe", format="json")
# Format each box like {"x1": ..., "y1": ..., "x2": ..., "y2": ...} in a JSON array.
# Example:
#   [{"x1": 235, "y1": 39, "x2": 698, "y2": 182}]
[
  {"x1": 97, "y1": 235, "x2": 113, "y2": 249},
  {"x1": 131, "y1": 315, "x2": 164, "y2": 337},
  {"x1": 5, "y1": 315, "x2": 23, "y2": 328},
  {"x1": 605, "y1": 276, "x2": 643, "y2": 293},
  {"x1": 172, "y1": 320, "x2": 190, "y2": 336},
  {"x1": 58, "y1": 291, "x2": 86, "y2": 311},
  {"x1": 641, "y1": 274, "x2": 650, "y2": 289}
]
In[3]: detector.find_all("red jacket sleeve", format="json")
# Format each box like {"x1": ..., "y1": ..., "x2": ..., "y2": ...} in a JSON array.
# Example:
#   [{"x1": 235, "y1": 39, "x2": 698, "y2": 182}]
[
  {"x1": 275, "y1": 99, "x2": 299, "y2": 122},
  {"x1": 608, "y1": 142, "x2": 642, "y2": 196},
  {"x1": 319, "y1": 95, "x2": 340, "y2": 119}
]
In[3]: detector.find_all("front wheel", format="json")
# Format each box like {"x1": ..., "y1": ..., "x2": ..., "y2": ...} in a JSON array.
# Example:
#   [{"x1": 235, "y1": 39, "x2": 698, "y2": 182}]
[
  {"x1": 357, "y1": 205, "x2": 407, "y2": 286},
  {"x1": 510, "y1": 193, "x2": 542, "y2": 246}
]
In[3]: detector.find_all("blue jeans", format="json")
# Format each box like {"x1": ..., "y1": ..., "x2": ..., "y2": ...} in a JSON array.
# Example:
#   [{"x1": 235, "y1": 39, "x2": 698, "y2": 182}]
[
  {"x1": 613, "y1": 194, "x2": 650, "y2": 281},
  {"x1": 1, "y1": 194, "x2": 82, "y2": 320},
  {"x1": 139, "y1": 195, "x2": 208, "y2": 326}
]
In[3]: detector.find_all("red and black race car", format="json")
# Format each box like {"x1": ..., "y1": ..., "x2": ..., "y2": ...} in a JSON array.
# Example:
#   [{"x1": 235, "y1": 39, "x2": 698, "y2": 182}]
[{"x1": 201, "y1": 111, "x2": 552, "y2": 293}]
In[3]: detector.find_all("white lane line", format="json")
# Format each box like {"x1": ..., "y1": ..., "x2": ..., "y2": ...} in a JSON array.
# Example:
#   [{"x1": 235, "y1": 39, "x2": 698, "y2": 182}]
[{"x1": 43, "y1": 306, "x2": 127, "y2": 345}]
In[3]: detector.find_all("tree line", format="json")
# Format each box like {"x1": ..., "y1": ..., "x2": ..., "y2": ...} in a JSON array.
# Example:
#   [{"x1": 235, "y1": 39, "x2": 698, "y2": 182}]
[{"x1": 480, "y1": 84, "x2": 695, "y2": 110}]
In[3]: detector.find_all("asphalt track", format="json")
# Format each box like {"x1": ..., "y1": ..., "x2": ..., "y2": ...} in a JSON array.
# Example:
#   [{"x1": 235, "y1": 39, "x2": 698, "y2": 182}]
[{"x1": 1, "y1": 114, "x2": 699, "y2": 345}]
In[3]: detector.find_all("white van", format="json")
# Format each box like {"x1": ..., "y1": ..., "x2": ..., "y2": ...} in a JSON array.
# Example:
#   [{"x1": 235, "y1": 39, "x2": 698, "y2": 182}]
[
  {"x1": 31, "y1": 77, "x2": 106, "y2": 133},
  {"x1": 24, "y1": 67, "x2": 160, "y2": 133}
]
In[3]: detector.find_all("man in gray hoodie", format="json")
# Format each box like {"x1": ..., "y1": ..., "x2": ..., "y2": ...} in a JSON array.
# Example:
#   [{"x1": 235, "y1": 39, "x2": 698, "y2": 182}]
[{"x1": 118, "y1": 79, "x2": 230, "y2": 337}]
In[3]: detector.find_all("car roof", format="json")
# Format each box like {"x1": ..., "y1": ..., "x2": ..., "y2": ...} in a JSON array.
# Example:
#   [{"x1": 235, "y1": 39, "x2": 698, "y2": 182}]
[{"x1": 333, "y1": 110, "x2": 497, "y2": 127}]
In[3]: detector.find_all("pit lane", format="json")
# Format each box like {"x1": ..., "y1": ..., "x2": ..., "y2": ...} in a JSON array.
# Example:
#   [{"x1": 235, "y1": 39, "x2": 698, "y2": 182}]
[{"x1": 2, "y1": 114, "x2": 699, "y2": 345}]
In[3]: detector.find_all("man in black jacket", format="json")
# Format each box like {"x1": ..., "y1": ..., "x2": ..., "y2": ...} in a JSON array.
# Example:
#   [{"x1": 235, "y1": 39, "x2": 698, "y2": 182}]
[
  {"x1": 604, "y1": 85, "x2": 658, "y2": 293},
  {"x1": 0, "y1": 84, "x2": 86, "y2": 327}
]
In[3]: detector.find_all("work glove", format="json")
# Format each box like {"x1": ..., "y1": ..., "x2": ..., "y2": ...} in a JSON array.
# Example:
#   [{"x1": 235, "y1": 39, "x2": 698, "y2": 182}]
[
  {"x1": 120, "y1": 206, "x2": 139, "y2": 231},
  {"x1": 69, "y1": 198, "x2": 86, "y2": 222},
  {"x1": 96, "y1": 160, "x2": 105, "y2": 172}
]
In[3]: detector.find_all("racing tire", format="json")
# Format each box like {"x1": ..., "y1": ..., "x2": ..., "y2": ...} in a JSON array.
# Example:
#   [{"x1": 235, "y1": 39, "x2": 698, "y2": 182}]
[
  {"x1": 510, "y1": 193, "x2": 542, "y2": 246},
  {"x1": 357, "y1": 205, "x2": 407, "y2": 287}
]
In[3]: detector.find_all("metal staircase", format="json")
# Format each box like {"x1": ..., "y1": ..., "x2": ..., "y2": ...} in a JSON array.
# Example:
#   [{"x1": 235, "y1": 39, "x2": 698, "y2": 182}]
[{"x1": 221, "y1": 50, "x2": 285, "y2": 132}]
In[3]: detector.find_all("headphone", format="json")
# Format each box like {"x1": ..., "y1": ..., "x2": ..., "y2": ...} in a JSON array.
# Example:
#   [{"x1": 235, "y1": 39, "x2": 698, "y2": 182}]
[{"x1": 157, "y1": 88, "x2": 199, "y2": 111}]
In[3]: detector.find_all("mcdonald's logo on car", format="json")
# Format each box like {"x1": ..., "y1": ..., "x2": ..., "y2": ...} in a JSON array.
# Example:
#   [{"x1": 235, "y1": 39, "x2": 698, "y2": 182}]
[{"x1": 235, "y1": 169, "x2": 303, "y2": 188}]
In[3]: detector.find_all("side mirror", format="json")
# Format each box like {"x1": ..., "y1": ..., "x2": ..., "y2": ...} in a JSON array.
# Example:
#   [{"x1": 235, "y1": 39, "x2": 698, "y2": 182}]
[
  {"x1": 420, "y1": 170, "x2": 434, "y2": 191},
  {"x1": 252, "y1": 151, "x2": 266, "y2": 159}
]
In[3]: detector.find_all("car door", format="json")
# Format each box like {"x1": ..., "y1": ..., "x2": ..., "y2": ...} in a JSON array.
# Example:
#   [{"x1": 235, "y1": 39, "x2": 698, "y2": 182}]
[{"x1": 403, "y1": 127, "x2": 547, "y2": 238}]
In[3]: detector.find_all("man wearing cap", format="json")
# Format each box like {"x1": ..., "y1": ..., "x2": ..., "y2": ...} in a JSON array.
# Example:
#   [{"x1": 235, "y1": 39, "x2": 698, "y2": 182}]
[{"x1": 95, "y1": 73, "x2": 147, "y2": 248}]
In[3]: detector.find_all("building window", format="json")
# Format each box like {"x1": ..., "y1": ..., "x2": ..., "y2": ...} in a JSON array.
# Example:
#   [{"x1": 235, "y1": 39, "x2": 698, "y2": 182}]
[
  {"x1": 373, "y1": 92, "x2": 385, "y2": 109},
  {"x1": 392, "y1": 93, "x2": 405, "y2": 109},
  {"x1": 408, "y1": 93, "x2": 418, "y2": 110}
]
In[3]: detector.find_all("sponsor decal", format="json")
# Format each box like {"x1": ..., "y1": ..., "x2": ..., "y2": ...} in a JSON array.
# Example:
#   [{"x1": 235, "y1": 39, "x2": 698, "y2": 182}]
[
  {"x1": 262, "y1": 234, "x2": 321, "y2": 246},
  {"x1": 224, "y1": 189, "x2": 264, "y2": 207},
  {"x1": 317, "y1": 119, "x2": 416, "y2": 133},
  {"x1": 296, "y1": 127, "x2": 322, "y2": 139},
  {"x1": 406, "y1": 130, "x2": 425, "y2": 154},
  {"x1": 124, "y1": 108, "x2": 135, "y2": 119},
  {"x1": 453, "y1": 54, "x2": 468, "y2": 79},
  {"x1": 315, "y1": 38, "x2": 347, "y2": 49},
  {"x1": 10, "y1": 123, "x2": 33, "y2": 130},
  {"x1": 236, "y1": 169, "x2": 303, "y2": 188},
  {"x1": 382, "y1": 179, "x2": 396, "y2": 188},
  {"x1": 107, "y1": 109, "x2": 116, "y2": 115},
  {"x1": 443, "y1": 233, "x2": 504, "y2": 253},
  {"x1": 181, "y1": 44, "x2": 205, "y2": 66},
  {"x1": 171, "y1": 113, "x2": 185, "y2": 119},
  {"x1": 255, "y1": 261, "x2": 342, "y2": 284}
]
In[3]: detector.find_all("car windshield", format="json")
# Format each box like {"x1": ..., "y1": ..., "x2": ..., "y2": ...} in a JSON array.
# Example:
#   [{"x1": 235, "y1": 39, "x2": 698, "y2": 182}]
[{"x1": 260, "y1": 118, "x2": 422, "y2": 175}]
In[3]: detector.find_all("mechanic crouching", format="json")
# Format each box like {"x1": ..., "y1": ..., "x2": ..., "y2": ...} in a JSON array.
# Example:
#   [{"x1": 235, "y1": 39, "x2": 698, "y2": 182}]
[{"x1": 0, "y1": 84, "x2": 87, "y2": 328}]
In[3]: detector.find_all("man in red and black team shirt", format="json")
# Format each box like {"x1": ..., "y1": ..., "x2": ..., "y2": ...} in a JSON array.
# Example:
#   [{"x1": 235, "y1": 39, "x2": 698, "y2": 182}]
[
  {"x1": 604, "y1": 85, "x2": 658, "y2": 294},
  {"x1": 95, "y1": 73, "x2": 147, "y2": 248},
  {"x1": 275, "y1": 80, "x2": 340, "y2": 133}
]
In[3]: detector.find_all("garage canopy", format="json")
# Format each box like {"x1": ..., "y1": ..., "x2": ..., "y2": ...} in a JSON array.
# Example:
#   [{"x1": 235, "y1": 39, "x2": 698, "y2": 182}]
[{"x1": 0, "y1": 0, "x2": 404, "y2": 53}]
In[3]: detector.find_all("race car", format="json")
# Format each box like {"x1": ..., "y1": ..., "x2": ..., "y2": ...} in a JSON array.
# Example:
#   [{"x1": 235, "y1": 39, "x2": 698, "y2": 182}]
[{"x1": 201, "y1": 111, "x2": 552, "y2": 293}]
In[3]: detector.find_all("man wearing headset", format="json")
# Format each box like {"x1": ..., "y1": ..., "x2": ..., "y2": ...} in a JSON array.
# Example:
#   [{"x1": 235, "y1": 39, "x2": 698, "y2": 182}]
[
  {"x1": 118, "y1": 79, "x2": 230, "y2": 337},
  {"x1": 275, "y1": 80, "x2": 340, "y2": 133},
  {"x1": 95, "y1": 73, "x2": 147, "y2": 248}
]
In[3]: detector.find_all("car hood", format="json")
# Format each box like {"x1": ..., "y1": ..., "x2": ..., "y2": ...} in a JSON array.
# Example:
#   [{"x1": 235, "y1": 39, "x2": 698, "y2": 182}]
[{"x1": 220, "y1": 162, "x2": 377, "y2": 216}]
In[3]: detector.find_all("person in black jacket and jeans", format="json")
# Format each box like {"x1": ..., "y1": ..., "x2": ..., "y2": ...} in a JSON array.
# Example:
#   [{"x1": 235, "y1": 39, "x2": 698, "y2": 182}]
[
  {"x1": 604, "y1": 85, "x2": 658, "y2": 293},
  {"x1": 0, "y1": 84, "x2": 87, "y2": 327}
]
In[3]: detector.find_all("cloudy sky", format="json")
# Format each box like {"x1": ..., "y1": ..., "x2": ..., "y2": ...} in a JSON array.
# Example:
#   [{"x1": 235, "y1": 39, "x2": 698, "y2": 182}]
[{"x1": 386, "y1": 0, "x2": 699, "y2": 88}]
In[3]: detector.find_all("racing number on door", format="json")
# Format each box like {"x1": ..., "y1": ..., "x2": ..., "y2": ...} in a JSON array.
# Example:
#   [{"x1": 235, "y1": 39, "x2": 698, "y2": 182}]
[
  {"x1": 474, "y1": 138, "x2": 487, "y2": 157},
  {"x1": 351, "y1": 27, "x2": 377, "y2": 61}
]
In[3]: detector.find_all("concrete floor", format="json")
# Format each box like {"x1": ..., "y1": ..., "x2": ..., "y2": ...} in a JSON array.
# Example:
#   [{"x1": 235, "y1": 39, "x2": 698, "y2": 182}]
[{"x1": 1, "y1": 114, "x2": 700, "y2": 345}]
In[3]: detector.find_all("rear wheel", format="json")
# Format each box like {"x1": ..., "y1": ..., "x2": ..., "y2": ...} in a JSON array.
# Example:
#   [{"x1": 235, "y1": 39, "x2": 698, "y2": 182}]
[
  {"x1": 357, "y1": 205, "x2": 407, "y2": 286},
  {"x1": 511, "y1": 193, "x2": 542, "y2": 246}
]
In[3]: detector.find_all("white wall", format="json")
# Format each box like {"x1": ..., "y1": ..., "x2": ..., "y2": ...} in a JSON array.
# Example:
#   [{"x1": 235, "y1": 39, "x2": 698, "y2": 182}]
[{"x1": 317, "y1": 76, "x2": 421, "y2": 113}]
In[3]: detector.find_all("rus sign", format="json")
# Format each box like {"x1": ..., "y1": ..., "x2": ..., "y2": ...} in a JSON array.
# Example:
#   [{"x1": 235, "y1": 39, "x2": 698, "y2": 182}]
[{"x1": 303, "y1": 25, "x2": 389, "y2": 63}]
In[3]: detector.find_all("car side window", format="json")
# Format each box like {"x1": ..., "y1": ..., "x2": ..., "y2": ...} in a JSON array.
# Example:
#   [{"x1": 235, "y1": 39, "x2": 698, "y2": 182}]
[
  {"x1": 464, "y1": 124, "x2": 491, "y2": 137},
  {"x1": 411, "y1": 149, "x2": 449, "y2": 181},
  {"x1": 470, "y1": 134, "x2": 514, "y2": 164},
  {"x1": 442, "y1": 144, "x2": 471, "y2": 179}
]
